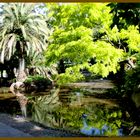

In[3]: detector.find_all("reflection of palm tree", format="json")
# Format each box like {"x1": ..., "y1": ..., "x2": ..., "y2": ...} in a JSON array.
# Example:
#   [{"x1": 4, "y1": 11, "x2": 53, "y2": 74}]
[
  {"x1": 10, "y1": 81, "x2": 28, "y2": 117},
  {"x1": 16, "y1": 93, "x2": 28, "y2": 118},
  {"x1": 31, "y1": 89, "x2": 60, "y2": 124}
]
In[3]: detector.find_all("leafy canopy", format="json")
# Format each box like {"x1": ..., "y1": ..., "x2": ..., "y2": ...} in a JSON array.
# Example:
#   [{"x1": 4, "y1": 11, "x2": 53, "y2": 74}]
[{"x1": 45, "y1": 3, "x2": 140, "y2": 84}]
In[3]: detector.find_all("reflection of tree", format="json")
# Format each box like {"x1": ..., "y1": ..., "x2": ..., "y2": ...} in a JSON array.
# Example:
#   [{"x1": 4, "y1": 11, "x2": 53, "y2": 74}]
[
  {"x1": 31, "y1": 88, "x2": 60, "y2": 125},
  {"x1": 84, "y1": 105, "x2": 123, "y2": 136},
  {"x1": 10, "y1": 81, "x2": 27, "y2": 117},
  {"x1": 29, "y1": 89, "x2": 124, "y2": 136},
  {"x1": 16, "y1": 94, "x2": 28, "y2": 117}
]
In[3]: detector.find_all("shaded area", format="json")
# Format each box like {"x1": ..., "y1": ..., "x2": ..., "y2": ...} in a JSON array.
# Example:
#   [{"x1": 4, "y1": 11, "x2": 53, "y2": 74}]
[
  {"x1": 0, "y1": 122, "x2": 31, "y2": 137},
  {"x1": 0, "y1": 113, "x2": 84, "y2": 137},
  {"x1": 0, "y1": 96, "x2": 21, "y2": 115}
]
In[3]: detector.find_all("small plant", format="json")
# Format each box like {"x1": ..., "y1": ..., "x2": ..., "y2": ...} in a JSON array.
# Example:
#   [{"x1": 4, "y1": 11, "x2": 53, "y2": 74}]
[{"x1": 24, "y1": 75, "x2": 52, "y2": 92}]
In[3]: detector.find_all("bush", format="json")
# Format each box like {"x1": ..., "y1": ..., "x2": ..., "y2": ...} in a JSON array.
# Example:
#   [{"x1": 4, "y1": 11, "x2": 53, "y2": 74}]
[{"x1": 24, "y1": 75, "x2": 52, "y2": 93}]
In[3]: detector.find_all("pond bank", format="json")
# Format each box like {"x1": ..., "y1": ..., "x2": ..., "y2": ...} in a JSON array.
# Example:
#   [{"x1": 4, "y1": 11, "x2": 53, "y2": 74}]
[
  {"x1": 0, "y1": 113, "x2": 84, "y2": 137},
  {"x1": 0, "y1": 122, "x2": 32, "y2": 137}
]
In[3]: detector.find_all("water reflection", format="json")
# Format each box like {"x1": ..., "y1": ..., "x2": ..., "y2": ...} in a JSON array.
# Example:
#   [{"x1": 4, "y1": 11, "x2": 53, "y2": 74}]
[
  {"x1": 27, "y1": 87, "x2": 126, "y2": 136},
  {"x1": 10, "y1": 82, "x2": 28, "y2": 118},
  {"x1": 75, "y1": 92, "x2": 82, "y2": 106}
]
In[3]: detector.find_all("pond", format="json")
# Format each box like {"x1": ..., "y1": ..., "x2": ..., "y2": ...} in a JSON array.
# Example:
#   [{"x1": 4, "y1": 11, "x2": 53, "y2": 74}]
[{"x1": 0, "y1": 82, "x2": 139, "y2": 136}]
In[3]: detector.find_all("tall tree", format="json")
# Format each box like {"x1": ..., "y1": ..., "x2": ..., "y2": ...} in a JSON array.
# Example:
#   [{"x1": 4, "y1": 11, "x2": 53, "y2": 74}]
[
  {"x1": 0, "y1": 3, "x2": 49, "y2": 82},
  {"x1": 45, "y1": 3, "x2": 125, "y2": 84},
  {"x1": 45, "y1": 3, "x2": 140, "y2": 85}
]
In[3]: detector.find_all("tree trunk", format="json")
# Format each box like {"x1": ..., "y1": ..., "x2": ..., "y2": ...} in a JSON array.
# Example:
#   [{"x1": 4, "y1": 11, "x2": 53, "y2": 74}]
[
  {"x1": 16, "y1": 58, "x2": 27, "y2": 82},
  {"x1": 1, "y1": 70, "x2": 3, "y2": 78},
  {"x1": 19, "y1": 58, "x2": 25, "y2": 71},
  {"x1": 58, "y1": 59, "x2": 65, "y2": 74}
]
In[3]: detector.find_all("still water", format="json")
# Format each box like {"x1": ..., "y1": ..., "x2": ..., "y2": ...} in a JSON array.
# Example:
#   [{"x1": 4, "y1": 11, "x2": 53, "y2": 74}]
[
  {"x1": 0, "y1": 85, "x2": 137, "y2": 136},
  {"x1": 26, "y1": 87, "x2": 133, "y2": 136}
]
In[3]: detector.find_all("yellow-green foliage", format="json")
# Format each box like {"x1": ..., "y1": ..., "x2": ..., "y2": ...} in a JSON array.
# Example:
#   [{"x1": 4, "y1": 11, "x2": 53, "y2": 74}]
[
  {"x1": 120, "y1": 26, "x2": 140, "y2": 52},
  {"x1": 45, "y1": 3, "x2": 140, "y2": 84}
]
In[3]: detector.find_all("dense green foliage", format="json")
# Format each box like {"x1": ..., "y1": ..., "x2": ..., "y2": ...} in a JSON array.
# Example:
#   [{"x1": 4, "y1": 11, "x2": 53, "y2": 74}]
[
  {"x1": 122, "y1": 54, "x2": 140, "y2": 97},
  {"x1": 106, "y1": 3, "x2": 140, "y2": 99},
  {"x1": 108, "y1": 3, "x2": 140, "y2": 30},
  {"x1": 44, "y1": 3, "x2": 140, "y2": 85}
]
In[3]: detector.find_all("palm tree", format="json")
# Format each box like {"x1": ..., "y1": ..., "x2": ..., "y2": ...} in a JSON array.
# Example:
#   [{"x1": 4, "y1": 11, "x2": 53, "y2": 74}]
[
  {"x1": 26, "y1": 48, "x2": 58, "y2": 82},
  {"x1": 0, "y1": 3, "x2": 49, "y2": 82}
]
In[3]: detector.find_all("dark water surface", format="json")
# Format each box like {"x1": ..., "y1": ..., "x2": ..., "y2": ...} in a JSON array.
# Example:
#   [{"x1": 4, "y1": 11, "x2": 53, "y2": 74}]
[{"x1": 0, "y1": 83, "x2": 139, "y2": 136}]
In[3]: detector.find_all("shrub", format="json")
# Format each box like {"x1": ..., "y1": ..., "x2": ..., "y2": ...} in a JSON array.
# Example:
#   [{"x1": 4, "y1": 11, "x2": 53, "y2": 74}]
[{"x1": 24, "y1": 75, "x2": 52, "y2": 93}]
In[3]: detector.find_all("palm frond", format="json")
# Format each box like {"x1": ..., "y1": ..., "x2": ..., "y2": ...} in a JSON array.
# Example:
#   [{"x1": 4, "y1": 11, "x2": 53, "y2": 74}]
[
  {"x1": 7, "y1": 34, "x2": 16, "y2": 59},
  {"x1": 0, "y1": 48, "x2": 5, "y2": 63},
  {"x1": 20, "y1": 25, "x2": 27, "y2": 40},
  {"x1": 0, "y1": 3, "x2": 49, "y2": 63}
]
